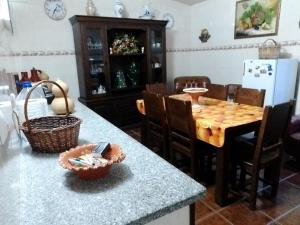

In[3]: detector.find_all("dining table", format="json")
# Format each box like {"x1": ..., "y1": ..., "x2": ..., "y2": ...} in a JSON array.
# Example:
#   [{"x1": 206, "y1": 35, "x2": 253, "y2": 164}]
[{"x1": 136, "y1": 94, "x2": 264, "y2": 206}]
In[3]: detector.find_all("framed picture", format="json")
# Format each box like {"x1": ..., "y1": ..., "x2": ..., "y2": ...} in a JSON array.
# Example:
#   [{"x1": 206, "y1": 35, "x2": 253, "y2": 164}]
[{"x1": 234, "y1": 0, "x2": 281, "y2": 39}]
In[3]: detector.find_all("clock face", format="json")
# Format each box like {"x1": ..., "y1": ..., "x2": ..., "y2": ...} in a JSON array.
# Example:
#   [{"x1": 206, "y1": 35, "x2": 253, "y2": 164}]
[{"x1": 44, "y1": 0, "x2": 67, "y2": 21}]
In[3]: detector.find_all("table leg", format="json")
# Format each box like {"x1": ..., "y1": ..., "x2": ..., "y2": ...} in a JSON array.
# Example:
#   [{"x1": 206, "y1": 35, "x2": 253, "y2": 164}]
[{"x1": 215, "y1": 140, "x2": 231, "y2": 206}]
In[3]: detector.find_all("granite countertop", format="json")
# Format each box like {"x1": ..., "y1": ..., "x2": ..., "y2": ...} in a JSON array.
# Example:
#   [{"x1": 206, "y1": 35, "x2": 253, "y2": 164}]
[{"x1": 0, "y1": 101, "x2": 205, "y2": 225}]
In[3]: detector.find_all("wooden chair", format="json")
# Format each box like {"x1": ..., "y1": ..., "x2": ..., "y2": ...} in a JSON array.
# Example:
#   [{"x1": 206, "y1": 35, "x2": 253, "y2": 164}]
[
  {"x1": 174, "y1": 76, "x2": 211, "y2": 93},
  {"x1": 284, "y1": 115, "x2": 300, "y2": 162},
  {"x1": 235, "y1": 87, "x2": 266, "y2": 107},
  {"x1": 233, "y1": 100, "x2": 295, "y2": 210},
  {"x1": 143, "y1": 91, "x2": 169, "y2": 159},
  {"x1": 164, "y1": 96, "x2": 216, "y2": 180},
  {"x1": 145, "y1": 83, "x2": 172, "y2": 95},
  {"x1": 164, "y1": 96, "x2": 199, "y2": 177},
  {"x1": 206, "y1": 83, "x2": 228, "y2": 101},
  {"x1": 226, "y1": 84, "x2": 242, "y2": 102}
]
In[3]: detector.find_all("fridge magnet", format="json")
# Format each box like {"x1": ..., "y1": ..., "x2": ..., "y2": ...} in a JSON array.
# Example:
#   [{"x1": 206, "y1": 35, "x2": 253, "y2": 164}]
[
  {"x1": 234, "y1": 0, "x2": 281, "y2": 39},
  {"x1": 199, "y1": 29, "x2": 211, "y2": 43}
]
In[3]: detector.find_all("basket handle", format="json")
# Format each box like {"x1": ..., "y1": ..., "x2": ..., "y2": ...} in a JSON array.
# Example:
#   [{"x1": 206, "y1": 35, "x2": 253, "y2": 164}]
[
  {"x1": 262, "y1": 39, "x2": 278, "y2": 46},
  {"x1": 23, "y1": 80, "x2": 70, "y2": 132}
]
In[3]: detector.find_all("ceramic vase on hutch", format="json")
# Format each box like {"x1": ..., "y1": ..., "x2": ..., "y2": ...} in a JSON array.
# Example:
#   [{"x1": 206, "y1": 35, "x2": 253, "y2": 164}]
[
  {"x1": 86, "y1": 0, "x2": 97, "y2": 16},
  {"x1": 114, "y1": 0, "x2": 124, "y2": 18}
]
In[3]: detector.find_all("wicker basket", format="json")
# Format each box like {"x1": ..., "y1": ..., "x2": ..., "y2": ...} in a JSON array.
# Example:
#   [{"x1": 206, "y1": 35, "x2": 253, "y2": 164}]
[
  {"x1": 20, "y1": 80, "x2": 81, "y2": 153},
  {"x1": 258, "y1": 39, "x2": 281, "y2": 59}
]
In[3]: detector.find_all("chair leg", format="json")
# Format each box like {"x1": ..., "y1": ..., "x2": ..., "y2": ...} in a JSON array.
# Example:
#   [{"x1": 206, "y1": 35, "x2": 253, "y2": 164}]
[
  {"x1": 170, "y1": 146, "x2": 176, "y2": 166},
  {"x1": 191, "y1": 146, "x2": 198, "y2": 179},
  {"x1": 249, "y1": 169, "x2": 259, "y2": 210},
  {"x1": 141, "y1": 116, "x2": 147, "y2": 145},
  {"x1": 270, "y1": 160, "x2": 282, "y2": 197},
  {"x1": 239, "y1": 167, "x2": 246, "y2": 189},
  {"x1": 230, "y1": 161, "x2": 238, "y2": 189},
  {"x1": 206, "y1": 152, "x2": 213, "y2": 183},
  {"x1": 163, "y1": 130, "x2": 170, "y2": 161},
  {"x1": 198, "y1": 152, "x2": 205, "y2": 180}
]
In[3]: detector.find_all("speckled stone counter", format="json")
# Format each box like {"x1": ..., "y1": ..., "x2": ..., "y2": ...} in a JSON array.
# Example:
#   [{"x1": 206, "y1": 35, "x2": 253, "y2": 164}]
[{"x1": 0, "y1": 101, "x2": 206, "y2": 225}]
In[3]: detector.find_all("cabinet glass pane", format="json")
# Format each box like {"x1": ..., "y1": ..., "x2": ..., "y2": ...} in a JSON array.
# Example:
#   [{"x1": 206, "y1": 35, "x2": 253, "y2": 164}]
[
  {"x1": 85, "y1": 28, "x2": 106, "y2": 96},
  {"x1": 150, "y1": 29, "x2": 163, "y2": 83},
  {"x1": 108, "y1": 28, "x2": 146, "y2": 91},
  {"x1": 110, "y1": 56, "x2": 146, "y2": 91}
]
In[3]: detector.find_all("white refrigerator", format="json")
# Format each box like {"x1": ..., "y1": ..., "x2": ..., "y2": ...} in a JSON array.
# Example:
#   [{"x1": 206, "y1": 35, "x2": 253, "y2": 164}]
[{"x1": 242, "y1": 59, "x2": 298, "y2": 106}]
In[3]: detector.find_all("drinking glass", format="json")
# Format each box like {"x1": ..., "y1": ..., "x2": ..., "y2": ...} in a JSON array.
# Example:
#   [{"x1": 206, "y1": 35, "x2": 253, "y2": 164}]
[{"x1": 227, "y1": 94, "x2": 234, "y2": 104}]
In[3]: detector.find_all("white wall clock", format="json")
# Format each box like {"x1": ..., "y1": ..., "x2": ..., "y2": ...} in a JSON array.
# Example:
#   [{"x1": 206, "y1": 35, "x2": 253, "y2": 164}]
[
  {"x1": 162, "y1": 13, "x2": 175, "y2": 29},
  {"x1": 44, "y1": 0, "x2": 67, "y2": 21}
]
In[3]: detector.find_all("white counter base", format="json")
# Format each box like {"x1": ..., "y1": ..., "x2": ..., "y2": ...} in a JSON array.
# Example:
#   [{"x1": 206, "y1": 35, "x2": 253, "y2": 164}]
[{"x1": 147, "y1": 206, "x2": 190, "y2": 225}]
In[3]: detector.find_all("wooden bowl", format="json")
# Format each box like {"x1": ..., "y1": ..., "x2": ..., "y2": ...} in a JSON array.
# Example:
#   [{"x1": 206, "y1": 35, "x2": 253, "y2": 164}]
[{"x1": 59, "y1": 143, "x2": 125, "y2": 180}]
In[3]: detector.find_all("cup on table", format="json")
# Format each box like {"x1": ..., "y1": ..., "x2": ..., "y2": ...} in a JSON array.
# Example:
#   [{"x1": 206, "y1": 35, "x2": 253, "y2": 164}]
[{"x1": 227, "y1": 94, "x2": 234, "y2": 103}]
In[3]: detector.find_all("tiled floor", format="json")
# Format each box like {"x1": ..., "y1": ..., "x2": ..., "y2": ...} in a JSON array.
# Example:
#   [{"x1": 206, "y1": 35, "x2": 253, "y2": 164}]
[{"x1": 125, "y1": 127, "x2": 300, "y2": 225}]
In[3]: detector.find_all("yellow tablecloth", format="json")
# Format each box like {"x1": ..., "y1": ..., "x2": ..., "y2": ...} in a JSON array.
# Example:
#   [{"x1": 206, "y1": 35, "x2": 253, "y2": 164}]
[{"x1": 136, "y1": 94, "x2": 263, "y2": 148}]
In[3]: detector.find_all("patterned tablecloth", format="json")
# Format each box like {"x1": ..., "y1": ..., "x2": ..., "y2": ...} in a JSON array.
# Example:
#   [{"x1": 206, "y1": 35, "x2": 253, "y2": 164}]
[{"x1": 136, "y1": 94, "x2": 263, "y2": 148}]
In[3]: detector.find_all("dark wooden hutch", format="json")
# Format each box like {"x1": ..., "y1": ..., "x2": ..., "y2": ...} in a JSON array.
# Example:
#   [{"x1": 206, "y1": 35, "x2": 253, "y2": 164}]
[{"x1": 70, "y1": 15, "x2": 167, "y2": 128}]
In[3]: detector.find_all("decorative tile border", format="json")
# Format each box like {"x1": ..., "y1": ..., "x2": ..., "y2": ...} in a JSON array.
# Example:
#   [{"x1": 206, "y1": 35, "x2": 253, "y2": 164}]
[
  {"x1": 1, "y1": 40, "x2": 300, "y2": 56},
  {"x1": 166, "y1": 40, "x2": 300, "y2": 52},
  {"x1": 0, "y1": 50, "x2": 75, "y2": 57}
]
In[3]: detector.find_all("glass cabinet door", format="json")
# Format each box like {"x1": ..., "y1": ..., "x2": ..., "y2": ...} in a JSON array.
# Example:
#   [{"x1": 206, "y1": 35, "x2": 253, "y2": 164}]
[
  {"x1": 84, "y1": 27, "x2": 107, "y2": 96},
  {"x1": 149, "y1": 28, "x2": 165, "y2": 83}
]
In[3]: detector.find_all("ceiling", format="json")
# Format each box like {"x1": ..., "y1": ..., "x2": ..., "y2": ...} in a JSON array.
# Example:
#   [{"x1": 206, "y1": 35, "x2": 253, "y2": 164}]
[{"x1": 171, "y1": 0, "x2": 207, "y2": 5}]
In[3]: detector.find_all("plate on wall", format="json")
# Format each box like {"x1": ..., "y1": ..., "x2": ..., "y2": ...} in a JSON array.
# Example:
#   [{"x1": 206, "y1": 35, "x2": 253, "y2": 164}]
[{"x1": 162, "y1": 13, "x2": 175, "y2": 29}]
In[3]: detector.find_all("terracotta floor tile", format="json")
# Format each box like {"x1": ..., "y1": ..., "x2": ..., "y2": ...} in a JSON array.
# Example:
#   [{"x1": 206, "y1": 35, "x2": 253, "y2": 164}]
[
  {"x1": 277, "y1": 206, "x2": 300, "y2": 225},
  {"x1": 199, "y1": 186, "x2": 222, "y2": 210},
  {"x1": 219, "y1": 201, "x2": 272, "y2": 225},
  {"x1": 195, "y1": 200, "x2": 214, "y2": 220},
  {"x1": 196, "y1": 213, "x2": 232, "y2": 225},
  {"x1": 257, "y1": 196, "x2": 296, "y2": 220},
  {"x1": 280, "y1": 168, "x2": 297, "y2": 180},
  {"x1": 286, "y1": 173, "x2": 300, "y2": 187},
  {"x1": 258, "y1": 181, "x2": 300, "y2": 219},
  {"x1": 276, "y1": 181, "x2": 300, "y2": 203}
]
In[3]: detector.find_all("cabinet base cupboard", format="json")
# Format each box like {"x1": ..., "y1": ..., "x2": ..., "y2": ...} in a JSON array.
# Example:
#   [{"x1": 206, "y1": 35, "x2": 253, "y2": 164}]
[{"x1": 70, "y1": 15, "x2": 167, "y2": 128}]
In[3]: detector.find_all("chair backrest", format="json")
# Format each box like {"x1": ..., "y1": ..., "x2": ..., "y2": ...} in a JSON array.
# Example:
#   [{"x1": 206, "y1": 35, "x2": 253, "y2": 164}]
[
  {"x1": 235, "y1": 87, "x2": 266, "y2": 107},
  {"x1": 143, "y1": 91, "x2": 165, "y2": 125},
  {"x1": 226, "y1": 84, "x2": 242, "y2": 101},
  {"x1": 174, "y1": 76, "x2": 211, "y2": 93},
  {"x1": 164, "y1": 96, "x2": 195, "y2": 139},
  {"x1": 254, "y1": 100, "x2": 295, "y2": 165},
  {"x1": 145, "y1": 83, "x2": 172, "y2": 95},
  {"x1": 207, "y1": 83, "x2": 228, "y2": 100}
]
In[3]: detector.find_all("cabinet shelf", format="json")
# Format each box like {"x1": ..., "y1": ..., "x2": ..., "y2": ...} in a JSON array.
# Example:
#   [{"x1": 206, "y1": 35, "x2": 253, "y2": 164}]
[
  {"x1": 111, "y1": 85, "x2": 144, "y2": 92},
  {"x1": 109, "y1": 53, "x2": 146, "y2": 57},
  {"x1": 151, "y1": 48, "x2": 163, "y2": 54},
  {"x1": 70, "y1": 15, "x2": 167, "y2": 127}
]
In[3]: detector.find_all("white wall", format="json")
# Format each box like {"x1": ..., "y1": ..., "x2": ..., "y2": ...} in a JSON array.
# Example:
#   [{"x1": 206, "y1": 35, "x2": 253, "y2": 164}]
[
  {"x1": 0, "y1": 0, "x2": 191, "y2": 98},
  {"x1": 189, "y1": 0, "x2": 300, "y2": 113},
  {"x1": 2, "y1": 0, "x2": 300, "y2": 112}
]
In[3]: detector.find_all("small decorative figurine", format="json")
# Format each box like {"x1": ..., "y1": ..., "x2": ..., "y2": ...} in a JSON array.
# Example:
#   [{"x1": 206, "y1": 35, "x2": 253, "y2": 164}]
[
  {"x1": 139, "y1": 4, "x2": 154, "y2": 19},
  {"x1": 199, "y1": 28, "x2": 211, "y2": 43},
  {"x1": 86, "y1": 0, "x2": 97, "y2": 16}
]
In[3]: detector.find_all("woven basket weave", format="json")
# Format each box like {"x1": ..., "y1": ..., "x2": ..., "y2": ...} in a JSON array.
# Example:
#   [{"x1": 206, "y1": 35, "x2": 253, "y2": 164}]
[
  {"x1": 20, "y1": 80, "x2": 81, "y2": 153},
  {"x1": 258, "y1": 39, "x2": 281, "y2": 59}
]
